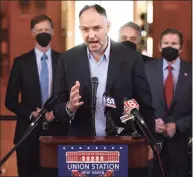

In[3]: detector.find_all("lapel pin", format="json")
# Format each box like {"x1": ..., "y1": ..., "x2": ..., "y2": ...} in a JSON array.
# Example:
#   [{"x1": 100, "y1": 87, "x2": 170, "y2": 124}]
[{"x1": 184, "y1": 73, "x2": 188, "y2": 76}]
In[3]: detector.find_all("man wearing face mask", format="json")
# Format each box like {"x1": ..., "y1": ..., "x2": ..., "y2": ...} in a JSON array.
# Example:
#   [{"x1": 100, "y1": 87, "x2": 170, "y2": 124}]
[
  {"x1": 119, "y1": 22, "x2": 154, "y2": 62},
  {"x1": 145, "y1": 28, "x2": 192, "y2": 177},
  {"x1": 5, "y1": 15, "x2": 68, "y2": 177},
  {"x1": 119, "y1": 22, "x2": 155, "y2": 163}
]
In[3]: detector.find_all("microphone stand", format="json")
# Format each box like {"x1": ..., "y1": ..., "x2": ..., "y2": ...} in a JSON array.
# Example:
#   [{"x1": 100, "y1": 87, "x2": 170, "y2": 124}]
[
  {"x1": 130, "y1": 121, "x2": 142, "y2": 139},
  {"x1": 0, "y1": 109, "x2": 47, "y2": 169},
  {"x1": 91, "y1": 103, "x2": 96, "y2": 136},
  {"x1": 135, "y1": 120, "x2": 169, "y2": 177},
  {"x1": 0, "y1": 94, "x2": 59, "y2": 173},
  {"x1": 105, "y1": 111, "x2": 117, "y2": 136}
]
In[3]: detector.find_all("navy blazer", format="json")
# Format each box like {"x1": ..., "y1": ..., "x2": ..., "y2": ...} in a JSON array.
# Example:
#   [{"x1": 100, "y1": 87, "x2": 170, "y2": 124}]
[
  {"x1": 54, "y1": 41, "x2": 155, "y2": 136},
  {"x1": 5, "y1": 49, "x2": 68, "y2": 143}
]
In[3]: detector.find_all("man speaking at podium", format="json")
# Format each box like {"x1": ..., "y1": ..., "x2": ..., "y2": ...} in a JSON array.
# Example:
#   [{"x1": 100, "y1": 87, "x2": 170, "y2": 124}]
[{"x1": 52, "y1": 4, "x2": 155, "y2": 136}]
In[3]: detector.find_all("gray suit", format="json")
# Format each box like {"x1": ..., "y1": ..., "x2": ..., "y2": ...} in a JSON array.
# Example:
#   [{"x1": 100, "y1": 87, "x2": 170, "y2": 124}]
[{"x1": 145, "y1": 59, "x2": 192, "y2": 177}]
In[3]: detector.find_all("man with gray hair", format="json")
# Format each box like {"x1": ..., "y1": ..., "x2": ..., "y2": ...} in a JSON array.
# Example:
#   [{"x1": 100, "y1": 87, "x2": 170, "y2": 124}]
[
  {"x1": 119, "y1": 22, "x2": 141, "y2": 46},
  {"x1": 119, "y1": 21, "x2": 154, "y2": 62}
]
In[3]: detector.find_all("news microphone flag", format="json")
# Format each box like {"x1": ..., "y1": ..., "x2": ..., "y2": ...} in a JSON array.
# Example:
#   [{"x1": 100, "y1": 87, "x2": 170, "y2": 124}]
[
  {"x1": 124, "y1": 99, "x2": 139, "y2": 114},
  {"x1": 120, "y1": 99, "x2": 138, "y2": 123},
  {"x1": 102, "y1": 96, "x2": 116, "y2": 109}
]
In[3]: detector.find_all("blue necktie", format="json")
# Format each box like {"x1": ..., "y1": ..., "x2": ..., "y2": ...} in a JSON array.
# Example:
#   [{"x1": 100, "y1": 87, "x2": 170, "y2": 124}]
[{"x1": 40, "y1": 54, "x2": 49, "y2": 108}]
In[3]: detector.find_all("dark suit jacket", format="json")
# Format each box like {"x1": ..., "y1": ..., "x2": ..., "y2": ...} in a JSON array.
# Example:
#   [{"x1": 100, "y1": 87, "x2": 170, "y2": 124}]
[
  {"x1": 120, "y1": 40, "x2": 155, "y2": 62},
  {"x1": 53, "y1": 41, "x2": 155, "y2": 136},
  {"x1": 141, "y1": 54, "x2": 154, "y2": 62},
  {"x1": 5, "y1": 49, "x2": 68, "y2": 144},
  {"x1": 145, "y1": 59, "x2": 192, "y2": 168}
]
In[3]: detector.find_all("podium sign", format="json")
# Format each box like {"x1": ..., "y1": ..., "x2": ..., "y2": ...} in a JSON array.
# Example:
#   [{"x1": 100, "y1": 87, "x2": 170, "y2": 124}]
[{"x1": 58, "y1": 144, "x2": 128, "y2": 177}]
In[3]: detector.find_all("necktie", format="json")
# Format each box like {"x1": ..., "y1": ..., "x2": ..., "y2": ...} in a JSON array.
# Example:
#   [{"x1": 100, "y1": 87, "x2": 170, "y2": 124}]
[
  {"x1": 164, "y1": 65, "x2": 173, "y2": 108},
  {"x1": 40, "y1": 54, "x2": 49, "y2": 108}
]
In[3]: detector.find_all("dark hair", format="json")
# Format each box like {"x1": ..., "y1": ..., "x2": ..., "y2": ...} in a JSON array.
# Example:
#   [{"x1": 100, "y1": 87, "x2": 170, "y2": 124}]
[
  {"x1": 160, "y1": 28, "x2": 183, "y2": 47},
  {"x1": 31, "y1": 15, "x2": 53, "y2": 29},
  {"x1": 79, "y1": 4, "x2": 107, "y2": 18}
]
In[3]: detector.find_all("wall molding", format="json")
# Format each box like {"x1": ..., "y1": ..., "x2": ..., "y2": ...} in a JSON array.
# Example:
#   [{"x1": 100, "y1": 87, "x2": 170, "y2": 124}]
[{"x1": 0, "y1": 116, "x2": 16, "y2": 120}]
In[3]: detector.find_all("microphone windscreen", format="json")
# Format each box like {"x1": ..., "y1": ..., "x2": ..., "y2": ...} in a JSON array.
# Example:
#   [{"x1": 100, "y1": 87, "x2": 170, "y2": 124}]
[{"x1": 91, "y1": 77, "x2": 98, "y2": 84}]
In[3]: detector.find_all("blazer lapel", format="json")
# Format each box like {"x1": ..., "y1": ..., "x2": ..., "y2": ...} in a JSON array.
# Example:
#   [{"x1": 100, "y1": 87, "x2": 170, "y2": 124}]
[
  {"x1": 78, "y1": 45, "x2": 92, "y2": 100},
  {"x1": 157, "y1": 60, "x2": 167, "y2": 110},
  {"x1": 29, "y1": 50, "x2": 41, "y2": 104},
  {"x1": 106, "y1": 41, "x2": 124, "y2": 92},
  {"x1": 168, "y1": 60, "x2": 187, "y2": 112}
]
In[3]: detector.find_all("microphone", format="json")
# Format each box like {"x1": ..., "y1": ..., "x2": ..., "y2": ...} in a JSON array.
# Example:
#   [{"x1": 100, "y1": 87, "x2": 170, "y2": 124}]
[
  {"x1": 124, "y1": 99, "x2": 147, "y2": 127},
  {"x1": 102, "y1": 93, "x2": 117, "y2": 136},
  {"x1": 91, "y1": 77, "x2": 98, "y2": 136},
  {"x1": 119, "y1": 98, "x2": 142, "y2": 138},
  {"x1": 121, "y1": 97, "x2": 135, "y2": 119},
  {"x1": 30, "y1": 94, "x2": 59, "y2": 128},
  {"x1": 120, "y1": 114, "x2": 134, "y2": 123},
  {"x1": 91, "y1": 77, "x2": 98, "y2": 107},
  {"x1": 119, "y1": 114, "x2": 141, "y2": 138}
]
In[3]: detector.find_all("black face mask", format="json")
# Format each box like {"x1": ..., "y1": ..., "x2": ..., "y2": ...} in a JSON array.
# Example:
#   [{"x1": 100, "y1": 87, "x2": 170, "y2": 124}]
[
  {"x1": 161, "y1": 47, "x2": 179, "y2": 62},
  {"x1": 36, "y1": 33, "x2": 51, "y2": 47},
  {"x1": 121, "y1": 40, "x2": 137, "y2": 51}
]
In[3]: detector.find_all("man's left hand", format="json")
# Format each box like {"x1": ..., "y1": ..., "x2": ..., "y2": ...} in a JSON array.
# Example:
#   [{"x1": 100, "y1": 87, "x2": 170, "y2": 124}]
[
  {"x1": 164, "y1": 123, "x2": 176, "y2": 138},
  {"x1": 45, "y1": 111, "x2": 55, "y2": 122}
]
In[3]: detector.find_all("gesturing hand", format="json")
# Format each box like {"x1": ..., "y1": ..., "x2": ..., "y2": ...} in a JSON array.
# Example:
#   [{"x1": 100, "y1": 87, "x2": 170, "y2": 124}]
[{"x1": 67, "y1": 81, "x2": 84, "y2": 112}]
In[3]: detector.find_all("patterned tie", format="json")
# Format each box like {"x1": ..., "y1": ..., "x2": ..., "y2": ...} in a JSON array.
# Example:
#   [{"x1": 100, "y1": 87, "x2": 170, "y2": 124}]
[
  {"x1": 40, "y1": 54, "x2": 49, "y2": 108},
  {"x1": 164, "y1": 65, "x2": 174, "y2": 108}
]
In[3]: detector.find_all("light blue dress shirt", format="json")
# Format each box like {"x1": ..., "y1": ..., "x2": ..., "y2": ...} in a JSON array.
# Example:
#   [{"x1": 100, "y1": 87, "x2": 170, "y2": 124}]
[{"x1": 87, "y1": 38, "x2": 111, "y2": 136}]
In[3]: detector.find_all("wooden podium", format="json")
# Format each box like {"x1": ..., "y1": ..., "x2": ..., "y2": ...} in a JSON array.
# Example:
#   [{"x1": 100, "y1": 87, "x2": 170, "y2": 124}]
[{"x1": 39, "y1": 136, "x2": 148, "y2": 177}]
